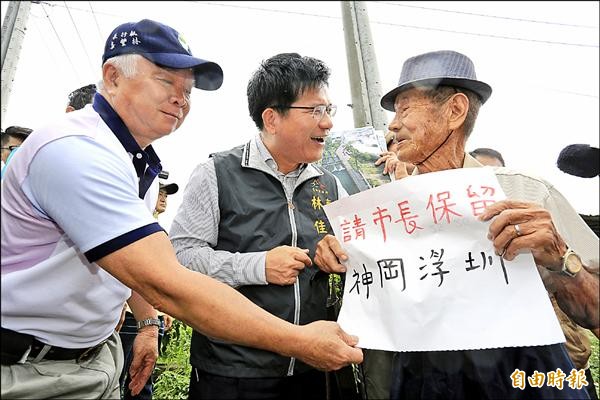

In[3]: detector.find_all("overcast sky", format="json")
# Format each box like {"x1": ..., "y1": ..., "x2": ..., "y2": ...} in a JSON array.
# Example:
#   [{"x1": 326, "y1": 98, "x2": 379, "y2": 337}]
[{"x1": 2, "y1": 1, "x2": 598, "y2": 230}]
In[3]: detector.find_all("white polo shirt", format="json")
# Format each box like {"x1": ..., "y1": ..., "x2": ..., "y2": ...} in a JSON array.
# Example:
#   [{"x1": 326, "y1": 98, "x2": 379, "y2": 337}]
[{"x1": 1, "y1": 97, "x2": 163, "y2": 348}]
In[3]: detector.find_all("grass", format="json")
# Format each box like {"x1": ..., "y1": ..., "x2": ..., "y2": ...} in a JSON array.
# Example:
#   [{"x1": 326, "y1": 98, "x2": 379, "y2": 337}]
[
  {"x1": 153, "y1": 321, "x2": 600, "y2": 399},
  {"x1": 153, "y1": 320, "x2": 192, "y2": 399}
]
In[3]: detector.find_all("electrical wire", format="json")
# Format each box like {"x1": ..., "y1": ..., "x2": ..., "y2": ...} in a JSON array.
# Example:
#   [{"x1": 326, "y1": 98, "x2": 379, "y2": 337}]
[
  {"x1": 29, "y1": 12, "x2": 60, "y2": 74},
  {"x1": 39, "y1": 2, "x2": 81, "y2": 82},
  {"x1": 34, "y1": 1, "x2": 598, "y2": 49},
  {"x1": 64, "y1": 1, "x2": 95, "y2": 76},
  {"x1": 88, "y1": 1, "x2": 104, "y2": 42},
  {"x1": 192, "y1": 1, "x2": 598, "y2": 48},
  {"x1": 373, "y1": 1, "x2": 599, "y2": 29},
  {"x1": 370, "y1": 18, "x2": 597, "y2": 48}
]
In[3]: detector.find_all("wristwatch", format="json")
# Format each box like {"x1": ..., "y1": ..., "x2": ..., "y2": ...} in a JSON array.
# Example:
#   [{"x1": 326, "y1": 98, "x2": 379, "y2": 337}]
[
  {"x1": 136, "y1": 318, "x2": 161, "y2": 330},
  {"x1": 559, "y1": 248, "x2": 583, "y2": 278}
]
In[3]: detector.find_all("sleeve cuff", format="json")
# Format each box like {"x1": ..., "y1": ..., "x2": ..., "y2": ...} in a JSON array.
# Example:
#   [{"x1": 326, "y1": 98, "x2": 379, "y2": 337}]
[
  {"x1": 234, "y1": 251, "x2": 268, "y2": 286},
  {"x1": 85, "y1": 223, "x2": 165, "y2": 262}
]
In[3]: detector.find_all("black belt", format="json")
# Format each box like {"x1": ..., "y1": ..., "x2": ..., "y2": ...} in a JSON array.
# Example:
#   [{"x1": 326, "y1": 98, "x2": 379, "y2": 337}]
[{"x1": 1, "y1": 327, "x2": 106, "y2": 365}]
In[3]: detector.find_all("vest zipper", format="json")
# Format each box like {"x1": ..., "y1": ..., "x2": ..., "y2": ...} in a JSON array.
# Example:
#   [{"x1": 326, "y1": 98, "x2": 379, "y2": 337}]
[{"x1": 286, "y1": 197, "x2": 300, "y2": 376}]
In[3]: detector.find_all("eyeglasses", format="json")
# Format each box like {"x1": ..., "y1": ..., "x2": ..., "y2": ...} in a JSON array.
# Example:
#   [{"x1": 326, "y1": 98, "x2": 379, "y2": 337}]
[
  {"x1": 274, "y1": 104, "x2": 337, "y2": 120},
  {"x1": 0, "y1": 146, "x2": 19, "y2": 151}
]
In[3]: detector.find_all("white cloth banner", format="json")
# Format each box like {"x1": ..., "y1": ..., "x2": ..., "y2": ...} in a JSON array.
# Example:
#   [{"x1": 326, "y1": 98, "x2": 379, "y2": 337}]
[{"x1": 323, "y1": 167, "x2": 565, "y2": 352}]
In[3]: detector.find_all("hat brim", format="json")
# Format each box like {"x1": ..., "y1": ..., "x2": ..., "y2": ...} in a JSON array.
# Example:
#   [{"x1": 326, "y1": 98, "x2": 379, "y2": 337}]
[
  {"x1": 380, "y1": 77, "x2": 492, "y2": 112},
  {"x1": 159, "y1": 183, "x2": 179, "y2": 195},
  {"x1": 142, "y1": 53, "x2": 223, "y2": 91}
]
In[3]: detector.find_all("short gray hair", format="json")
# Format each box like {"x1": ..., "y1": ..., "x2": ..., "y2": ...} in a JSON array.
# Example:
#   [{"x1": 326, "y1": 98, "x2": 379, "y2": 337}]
[
  {"x1": 97, "y1": 54, "x2": 142, "y2": 91},
  {"x1": 422, "y1": 86, "x2": 482, "y2": 139}
]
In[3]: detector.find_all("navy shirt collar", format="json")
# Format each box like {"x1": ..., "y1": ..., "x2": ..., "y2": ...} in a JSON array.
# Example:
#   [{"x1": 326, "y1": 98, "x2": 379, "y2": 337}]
[{"x1": 92, "y1": 93, "x2": 162, "y2": 199}]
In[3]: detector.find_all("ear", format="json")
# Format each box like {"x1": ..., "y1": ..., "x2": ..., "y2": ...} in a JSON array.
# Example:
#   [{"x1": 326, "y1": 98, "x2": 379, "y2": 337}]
[
  {"x1": 102, "y1": 63, "x2": 121, "y2": 95},
  {"x1": 447, "y1": 92, "x2": 469, "y2": 131},
  {"x1": 262, "y1": 108, "x2": 279, "y2": 135},
  {"x1": 65, "y1": 106, "x2": 75, "y2": 113}
]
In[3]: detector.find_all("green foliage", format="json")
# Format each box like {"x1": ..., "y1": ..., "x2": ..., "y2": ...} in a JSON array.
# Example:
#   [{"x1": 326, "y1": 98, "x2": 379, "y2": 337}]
[
  {"x1": 150, "y1": 310, "x2": 600, "y2": 400},
  {"x1": 153, "y1": 320, "x2": 192, "y2": 399},
  {"x1": 590, "y1": 332, "x2": 599, "y2": 397}
]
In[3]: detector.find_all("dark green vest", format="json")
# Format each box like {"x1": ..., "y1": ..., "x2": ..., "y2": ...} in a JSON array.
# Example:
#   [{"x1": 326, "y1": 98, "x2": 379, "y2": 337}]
[{"x1": 190, "y1": 142, "x2": 339, "y2": 378}]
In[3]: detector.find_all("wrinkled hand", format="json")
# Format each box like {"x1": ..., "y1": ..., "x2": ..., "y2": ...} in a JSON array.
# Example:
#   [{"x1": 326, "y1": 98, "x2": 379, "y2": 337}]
[
  {"x1": 128, "y1": 328, "x2": 159, "y2": 396},
  {"x1": 314, "y1": 234, "x2": 348, "y2": 273},
  {"x1": 265, "y1": 246, "x2": 312, "y2": 285},
  {"x1": 295, "y1": 321, "x2": 363, "y2": 371},
  {"x1": 479, "y1": 200, "x2": 567, "y2": 270},
  {"x1": 375, "y1": 151, "x2": 411, "y2": 180}
]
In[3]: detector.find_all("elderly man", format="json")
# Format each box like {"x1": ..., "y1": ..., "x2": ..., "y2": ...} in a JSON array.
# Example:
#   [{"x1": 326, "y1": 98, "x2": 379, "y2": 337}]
[
  {"x1": 170, "y1": 52, "x2": 346, "y2": 399},
  {"x1": 316, "y1": 50, "x2": 598, "y2": 399},
  {"x1": 472, "y1": 145, "x2": 598, "y2": 399},
  {"x1": 1, "y1": 20, "x2": 362, "y2": 399}
]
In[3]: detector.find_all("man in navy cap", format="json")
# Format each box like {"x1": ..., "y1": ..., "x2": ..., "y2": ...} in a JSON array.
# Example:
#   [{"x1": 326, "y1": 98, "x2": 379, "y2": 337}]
[
  {"x1": 316, "y1": 50, "x2": 598, "y2": 399},
  {"x1": 0, "y1": 19, "x2": 362, "y2": 399}
]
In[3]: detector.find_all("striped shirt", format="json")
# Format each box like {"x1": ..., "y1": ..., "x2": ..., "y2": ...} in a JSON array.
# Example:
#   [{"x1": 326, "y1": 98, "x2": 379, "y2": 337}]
[{"x1": 169, "y1": 134, "x2": 347, "y2": 287}]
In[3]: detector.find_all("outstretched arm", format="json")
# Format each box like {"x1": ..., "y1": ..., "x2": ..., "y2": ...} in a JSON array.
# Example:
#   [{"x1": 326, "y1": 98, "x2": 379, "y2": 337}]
[{"x1": 97, "y1": 231, "x2": 363, "y2": 371}]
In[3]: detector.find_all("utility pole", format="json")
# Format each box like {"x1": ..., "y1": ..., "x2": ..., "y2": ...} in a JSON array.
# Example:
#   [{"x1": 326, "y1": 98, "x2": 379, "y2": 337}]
[
  {"x1": 341, "y1": 1, "x2": 388, "y2": 132},
  {"x1": 341, "y1": 5, "x2": 394, "y2": 399},
  {"x1": 1, "y1": 1, "x2": 32, "y2": 123}
]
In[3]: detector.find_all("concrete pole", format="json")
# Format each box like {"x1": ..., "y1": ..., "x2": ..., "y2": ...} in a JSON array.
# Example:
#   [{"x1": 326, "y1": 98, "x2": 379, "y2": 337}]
[
  {"x1": 341, "y1": 1, "x2": 388, "y2": 132},
  {"x1": 1, "y1": 1, "x2": 32, "y2": 123}
]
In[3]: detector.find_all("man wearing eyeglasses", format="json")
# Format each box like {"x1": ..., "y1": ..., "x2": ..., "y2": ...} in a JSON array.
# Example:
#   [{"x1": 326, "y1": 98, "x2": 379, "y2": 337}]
[
  {"x1": 1, "y1": 126, "x2": 33, "y2": 179},
  {"x1": 170, "y1": 53, "x2": 347, "y2": 400}
]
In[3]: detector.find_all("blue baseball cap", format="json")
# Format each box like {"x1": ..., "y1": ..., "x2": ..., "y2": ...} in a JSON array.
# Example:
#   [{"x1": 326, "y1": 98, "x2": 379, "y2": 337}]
[{"x1": 102, "y1": 19, "x2": 223, "y2": 91}]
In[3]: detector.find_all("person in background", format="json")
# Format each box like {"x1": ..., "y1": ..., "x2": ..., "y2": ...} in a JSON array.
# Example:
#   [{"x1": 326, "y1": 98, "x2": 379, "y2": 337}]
[
  {"x1": 1, "y1": 19, "x2": 361, "y2": 399},
  {"x1": 470, "y1": 147, "x2": 505, "y2": 167},
  {"x1": 556, "y1": 143, "x2": 600, "y2": 400},
  {"x1": 1, "y1": 126, "x2": 33, "y2": 178},
  {"x1": 377, "y1": 131, "x2": 416, "y2": 182},
  {"x1": 475, "y1": 144, "x2": 597, "y2": 399},
  {"x1": 153, "y1": 180, "x2": 178, "y2": 219},
  {"x1": 316, "y1": 50, "x2": 598, "y2": 399},
  {"x1": 386, "y1": 131, "x2": 400, "y2": 153},
  {"x1": 170, "y1": 52, "x2": 347, "y2": 400},
  {"x1": 66, "y1": 84, "x2": 97, "y2": 113}
]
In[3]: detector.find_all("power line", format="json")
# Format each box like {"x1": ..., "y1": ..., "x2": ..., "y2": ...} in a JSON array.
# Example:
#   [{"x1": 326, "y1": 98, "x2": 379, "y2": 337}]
[
  {"x1": 64, "y1": 1, "x2": 95, "y2": 76},
  {"x1": 34, "y1": 1, "x2": 599, "y2": 49},
  {"x1": 373, "y1": 1, "x2": 599, "y2": 29},
  {"x1": 29, "y1": 13, "x2": 61, "y2": 75},
  {"x1": 88, "y1": 1, "x2": 104, "y2": 42},
  {"x1": 370, "y1": 19, "x2": 598, "y2": 48},
  {"x1": 36, "y1": 1, "x2": 125, "y2": 19},
  {"x1": 191, "y1": 1, "x2": 339, "y2": 20},
  {"x1": 193, "y1": 1, "x2": 598, "y2": 48},
  {"x1": 39, "y1": 2, "x2": 81, "y2": 82}
]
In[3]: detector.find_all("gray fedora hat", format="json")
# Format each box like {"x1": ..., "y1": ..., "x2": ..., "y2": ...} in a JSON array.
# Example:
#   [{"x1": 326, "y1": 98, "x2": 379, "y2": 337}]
[{"x1": 380, "y1": 50, "x2": 492, "y2": 112}]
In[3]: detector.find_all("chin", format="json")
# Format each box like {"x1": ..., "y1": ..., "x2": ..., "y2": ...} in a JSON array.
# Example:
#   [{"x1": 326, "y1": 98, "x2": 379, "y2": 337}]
[
  {"x1": 308, "y1": 150, "x2": 324, "y2": 164},
  {"x1": 398, "y1": 151, "x2": 417, "y2": 164}
]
